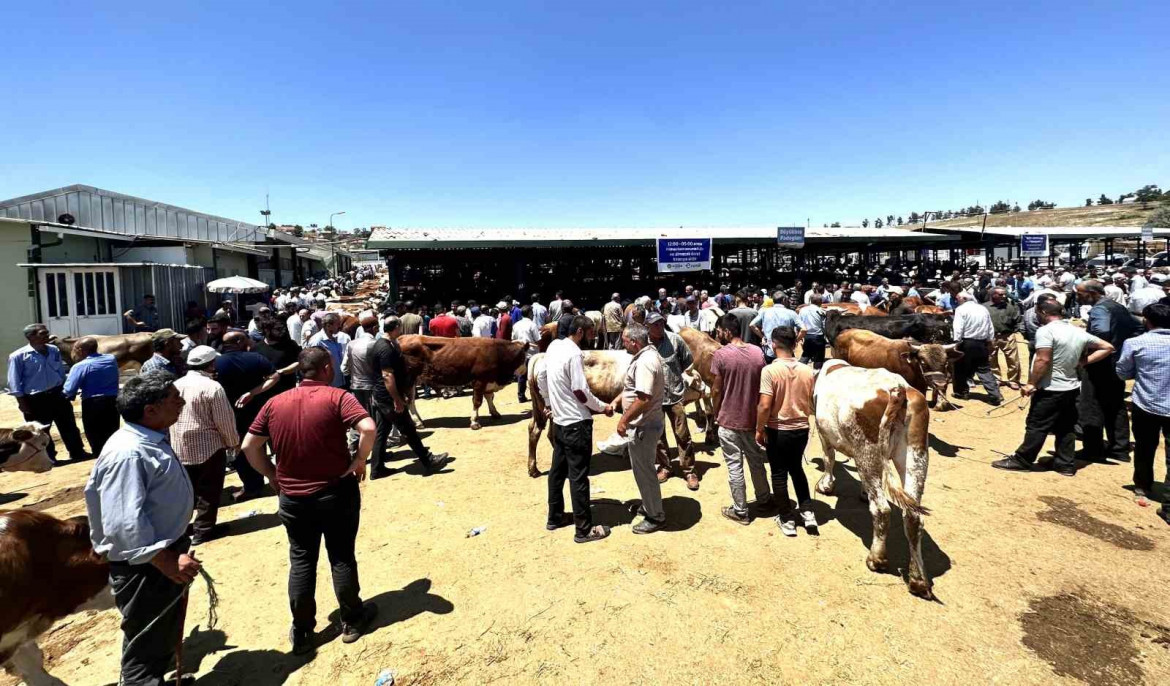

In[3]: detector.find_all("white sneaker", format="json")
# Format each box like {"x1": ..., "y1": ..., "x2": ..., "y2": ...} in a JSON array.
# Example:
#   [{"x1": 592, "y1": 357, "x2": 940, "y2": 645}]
[
  {"x1": 800, "y1": 510, "x2": 819, "y2": 533},
  {"x1": 776, "y1": 516, "x2": 797, "y2": 537}
]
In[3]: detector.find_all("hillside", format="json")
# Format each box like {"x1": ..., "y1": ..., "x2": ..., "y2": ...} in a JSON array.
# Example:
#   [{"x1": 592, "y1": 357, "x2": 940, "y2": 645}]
[{"x1": 899, "y1": 202, "x2": 1163, "y2": 230}]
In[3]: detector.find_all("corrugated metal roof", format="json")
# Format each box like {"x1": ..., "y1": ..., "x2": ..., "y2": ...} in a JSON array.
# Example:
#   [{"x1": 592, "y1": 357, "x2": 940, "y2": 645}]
[
  {"x1": 929, "y1": 226, "x2": 1170, "y2": 240},
  {"x1": 366, "y1": 225, "x2": 956, "y2": 249},
  {"x1": 0, "y1": 184, "x2": 263, "y2": 243}
]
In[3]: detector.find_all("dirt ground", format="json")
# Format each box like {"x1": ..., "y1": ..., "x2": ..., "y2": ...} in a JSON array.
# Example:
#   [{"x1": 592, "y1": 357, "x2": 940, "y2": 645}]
[{"x1": 3, "y1": 339, "x2": 1170, "y2": 686}]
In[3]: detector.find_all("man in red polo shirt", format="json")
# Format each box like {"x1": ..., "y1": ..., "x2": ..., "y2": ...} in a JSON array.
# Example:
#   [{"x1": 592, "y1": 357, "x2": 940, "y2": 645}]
[
  {"x1": 427, "y1": 309, "x2": 460, "y2": 338},
  {"x1": 242, "y1": 347, "x2": 378, "y2": 654}
]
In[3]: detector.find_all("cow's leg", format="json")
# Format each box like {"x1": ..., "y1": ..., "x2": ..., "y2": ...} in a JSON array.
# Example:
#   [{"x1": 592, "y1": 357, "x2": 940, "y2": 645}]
[
  {"x1": 815, "y1": 433, "x2": 838, "y2": 495},
  {"x1": 5, "y1": 641, "x2": 66, "y2": 686},
  {"x1": 409, "y1": 385, "x2": 425, "y2": 429},
  {"x1": 485, "y1": 391, "x2": 501, "y2": 419},
  {"x1": 527, "y1": 407, "x2": 546, "y2": 478},
  {"x1": 471, "y1": 386, "x2": 484, "y2": 430},
  {"x1": 898, "y1": 425, "x2": 933, "y2": 598},
  {"x1": 861, "y1": 458, "x2": 892, "y2": 574}
]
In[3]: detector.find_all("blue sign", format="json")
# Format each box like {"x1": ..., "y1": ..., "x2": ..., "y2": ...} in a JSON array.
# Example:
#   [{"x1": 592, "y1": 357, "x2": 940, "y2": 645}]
[
  {"x1": 777, "y1": 226, "x2": 805, "y2": 248},
  {"x1": 656, "y1": 238, "x2": 712, "y2": 273},
  {"x1": 1020, "y1": 233, "x2": 1048, "y2": 257}
]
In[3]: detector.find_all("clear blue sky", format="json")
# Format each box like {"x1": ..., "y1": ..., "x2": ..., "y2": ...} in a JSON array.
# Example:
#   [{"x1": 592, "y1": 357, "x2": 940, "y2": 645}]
[{"x1": 3, "y1": 1, "x2": 1167, "y2": 229}]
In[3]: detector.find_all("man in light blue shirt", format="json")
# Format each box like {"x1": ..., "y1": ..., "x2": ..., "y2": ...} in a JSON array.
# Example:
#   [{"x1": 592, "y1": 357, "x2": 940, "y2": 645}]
[
  {"x1": 797, "y1": 294, "x2": 827, "y2": 368},
  {"x1": 63, "y1": 337, "x2": 121, "y2": 455},
  {"x1": 530, "y1": 294, "x2": 548, "y2": 328},
  {"x1": 749, "y1": 293, "x2": 802, "y2": 360},
  {"x1": 7, "y1": 323, "x2": 88, "y2": 462},
  {"x1": 1115, "y1": 303, "x2": 1170, "y2": 515},
  {"x1": 309, "y1": 312, "x2": 352, "y2": 387},
  {"x1": 85, "y1": 370, "x2": 200, "y2": 686}
]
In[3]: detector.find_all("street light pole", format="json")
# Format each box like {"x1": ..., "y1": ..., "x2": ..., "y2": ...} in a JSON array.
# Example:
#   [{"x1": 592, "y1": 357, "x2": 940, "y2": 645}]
[{"x1": 328, "y1": 211, "x2": 346, "y2": 276}]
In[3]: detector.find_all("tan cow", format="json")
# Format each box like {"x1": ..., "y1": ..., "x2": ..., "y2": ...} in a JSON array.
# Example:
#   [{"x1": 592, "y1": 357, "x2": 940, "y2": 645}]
[
  {"x1": 833, "y1": 329, "x2": 961, "y2": 407},
  {"x1": 813, "y1": 359, "x2": 933, "y2": 598},
  {"x1": 677, "y1": 328, "x2": 720, "y2": 437},
  {"x1": 50, "y1": 332, "x2": 154, "y2": 367},
  {"x1": 0, "y1": 511, "x2": 114, "y2": 685},
  {"x1": 398, "y1": 335, "x2": 529, "y2": 430},
  {"x1": 0, "y1": 424, "x2": 52, "y2": 474}
]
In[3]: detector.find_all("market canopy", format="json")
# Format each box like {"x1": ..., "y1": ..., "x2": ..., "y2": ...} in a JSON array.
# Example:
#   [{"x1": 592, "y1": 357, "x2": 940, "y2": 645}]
[{"x1": 206, "y1": 276, "x2": 270, "y2": 294}]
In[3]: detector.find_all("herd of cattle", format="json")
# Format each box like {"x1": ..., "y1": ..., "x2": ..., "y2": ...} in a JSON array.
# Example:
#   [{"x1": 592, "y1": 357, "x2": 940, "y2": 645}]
[{"x1": 0, "y1": 300, "x2": 959, "y2": 684}]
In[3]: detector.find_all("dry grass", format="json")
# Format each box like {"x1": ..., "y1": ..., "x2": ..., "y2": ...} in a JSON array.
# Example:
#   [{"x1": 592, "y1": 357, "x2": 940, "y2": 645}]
[{"x1": 901, "y1": 201, "x2": 1165, "y2": 230}]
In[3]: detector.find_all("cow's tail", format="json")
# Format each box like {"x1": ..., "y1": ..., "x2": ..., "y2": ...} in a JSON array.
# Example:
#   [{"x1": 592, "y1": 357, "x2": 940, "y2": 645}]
[{"x1": 878, "y1": 386, "x2": 930, "y2": 517}]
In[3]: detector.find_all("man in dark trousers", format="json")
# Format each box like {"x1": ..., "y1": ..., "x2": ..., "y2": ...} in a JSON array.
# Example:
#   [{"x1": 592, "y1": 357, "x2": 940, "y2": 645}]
[
  {"x1": 214, "y1": 331, "x2": 280, "y2": 501},
  {"x1": 1116, "y1": 304, "x2": 1170, "y2": 513},
  {"x1": 63, "y1": 336, "x2": 121, "y2": 456},
  {"x1": 7, "y1": 323, "x2": 89, "y2": 462},
  {"x1": 993, "y1": 301, "x2": 1114, "y2": 477},
  {"x1": 536, "y1": 315, "x2": 612, "y2": 543},
  {"x1": 1077, "y1": 280, "x2": 1142, "y2": 463},
  {"x1": 242, "y1": 348, "x2": 379, "y2": 654},
  {"x1": 85, "y1": 371, "x2": 198, "y2": 686},
  {"x1": 368, "y1": 316, "x2": 450, "y2": 479}
]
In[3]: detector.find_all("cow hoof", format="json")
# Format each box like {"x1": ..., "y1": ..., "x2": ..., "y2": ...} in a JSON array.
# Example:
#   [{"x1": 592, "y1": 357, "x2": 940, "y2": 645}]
[
  {"x1": 415, "y1": 421, "x2": 426, "y2": 430},
  {"x1": 490, "y1": 412, "x2": 502, "y2": 419},
  {"x1": 470, "y1": 422, "x2": 482, "y2": 431},
  {"x1": 908, "y1": 577, "x2": 933, "y2": 599},
  {"x1": 866, "y1": 555, "x2": 889, "y2": 573},
  {"x1": 528, "y1": 468, "x2": 540, "y2": 479},
  {"x1": 815, "y1": 477, "x2": 836, "y2": 496}
]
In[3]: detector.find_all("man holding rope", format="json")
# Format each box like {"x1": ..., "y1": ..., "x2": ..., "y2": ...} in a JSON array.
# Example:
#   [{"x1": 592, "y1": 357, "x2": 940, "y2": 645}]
[{"x1": 85, "y1": 370, "x2": 200, "y2": 686}]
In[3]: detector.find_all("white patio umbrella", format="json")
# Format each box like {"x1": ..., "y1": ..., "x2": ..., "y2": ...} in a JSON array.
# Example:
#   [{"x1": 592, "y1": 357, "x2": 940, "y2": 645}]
[
  {"x1": 206, "y1": 277, "x2": 270, "y2": 323},
  {"x1": 206, "y1": 276, "x2": 270, "y2": 294}
]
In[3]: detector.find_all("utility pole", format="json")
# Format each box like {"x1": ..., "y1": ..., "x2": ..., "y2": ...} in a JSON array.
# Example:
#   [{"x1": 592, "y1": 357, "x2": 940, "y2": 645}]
[{"x1": 328, "y1": 211, "x2": 346, "y2": 276}]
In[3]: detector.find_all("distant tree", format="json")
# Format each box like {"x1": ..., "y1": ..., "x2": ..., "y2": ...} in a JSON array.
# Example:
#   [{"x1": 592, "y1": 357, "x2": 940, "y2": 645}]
[
  {"x1": 862, "y1": 219, "x2": 869, "y2": 228},
  {"x1": 874, "y1": 218, "x2": 884, "y2": 228},
  {"x1": 1117, "y1": 193, "x2": 1133, "y2": 204},
  {"x1": 943, "y1": 210, "x2": 953, "y2": 219},
  {"x1": 897, "y1": 216, "x2": 904, "y2": 226},
  {"x1": 1134, "y1": 184, "x2": 1163, "y2": 205},
  {"x1": 886, "y1": 215, "x2": 895, "y2": 225},
  {"x1": 1027, "y1": 199, "x2": 1056, "y2": 211},
  {"x1": 966, "y1": 204, "x2": 985, "y2": 215},
  {"x1": 1012, "y1": 204, "x2": 1021, "y2": 212},
  {"x1": 908, "y1": 211, "x2": 921, "y2": 223},
  {"x1": 1098, "y1": 194, "x2": 1114, "y2": 205},
  {"x1": 823, "y1": 223, "x2": 828, "y2": 228},
  {"x1": 989, "y1": 200, "x2": 1012, "y2": 214},
  {"x1": 1145, "y1": 205, "x2": 1170, "y2": 228},
  {"x1": 830, "y1": 222, "x2": 841, "y2": 228},
  {"x1": 292, "y1": 224, "x2": 304, "y2": 237},
  {"x1": 267, "y1": 223, "x2": 276, "y2": 230},
  {"x1": 1085, "y1": 198, "x2": 1093, "y2": 207}
]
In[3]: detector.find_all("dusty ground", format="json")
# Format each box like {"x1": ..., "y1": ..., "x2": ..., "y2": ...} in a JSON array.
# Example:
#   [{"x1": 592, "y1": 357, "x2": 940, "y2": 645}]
[{"x1": 3, "y1": 339, "x2": 1170, "y2": 686}]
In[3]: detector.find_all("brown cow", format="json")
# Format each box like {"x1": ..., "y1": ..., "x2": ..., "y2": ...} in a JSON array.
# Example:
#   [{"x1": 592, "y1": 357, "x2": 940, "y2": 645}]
[
  {"x1": 833, "y1": 329, "x2": 961, "y2": 408},
  {"x1": 50, "y1": 333, "x2": 154, "y2": 367},
  {"x1": 677, "y1": 327, "x2": 720, "y2": 436},
  {"x1": 398, "y1": 335, "x2": 529, "y2": 430},
  {"x1": 0, "y1": 511, "x2": 113, "y2": 685},
  {"x1": 0, "y1": 424, "x2": 53, "y2": 474},
  {"x1": 798, "y1": 302, "x2": 889, "y2": 317},
  {"x1": 537, "y1": 322, "x2": 558, "y2": 353},
  {"x1": 813, "y1": 360, "x2": 933, "y2": 598}
]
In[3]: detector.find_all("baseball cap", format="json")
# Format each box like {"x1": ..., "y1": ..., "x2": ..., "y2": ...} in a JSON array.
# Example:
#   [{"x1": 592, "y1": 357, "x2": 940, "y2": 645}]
[
  {"x1": 645, "y1": 312, "x2": 665, "y2": 325},
  {"x1": 186, "y1": 345, "x2": 219, "y2": 367},
  {"x1": 887, "y1": 286, "x2": 905, "y2": 296},
  {"x1": 151, "y1": 328, "x2": 182, "y2": 344},
  {"x1": 496, "y1": 301, "x2": 508, "y2": 310}
]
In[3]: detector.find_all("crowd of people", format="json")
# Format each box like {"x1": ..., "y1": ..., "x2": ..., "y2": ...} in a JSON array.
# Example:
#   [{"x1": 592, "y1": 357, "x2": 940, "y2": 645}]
[{"x1": 5, "y1": 256, "x2": 1170, "y2": 684}]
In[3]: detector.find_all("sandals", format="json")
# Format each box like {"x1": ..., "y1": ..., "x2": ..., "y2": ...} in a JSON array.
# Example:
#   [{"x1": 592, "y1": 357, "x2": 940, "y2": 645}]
[{"x1": 574, "y1": 525, "x2": 611, "y2": 543}]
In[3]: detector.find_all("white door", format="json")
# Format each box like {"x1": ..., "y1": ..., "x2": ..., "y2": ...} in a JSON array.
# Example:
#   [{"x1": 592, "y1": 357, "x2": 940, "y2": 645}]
[
  {"x1": 39, "y1": 270, "x2": 75, "y2": 338},
  {"x1": 70, "y1": 268, "x2": 122, "y2": 336}
]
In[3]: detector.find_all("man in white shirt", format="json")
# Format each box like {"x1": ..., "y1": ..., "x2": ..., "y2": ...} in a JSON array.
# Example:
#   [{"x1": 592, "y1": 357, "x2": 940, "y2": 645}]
[
  {"x1": 952, "y1": 292, "x2": 1003, "y2": 405},
  {"x1": 512, "y1": 305, "x2": 540, "y2": 403},
  {"x1": 471, "y1": 307, "x2": 495, "y2": 337},
  {"x1": 1129, "y1": 273, "x2": 1168, "y2": 315},
  {"x1": 1130, "y1": 269, "x2": 1149, "y2": 292},
  {"x1": 530, "y1": 294, "x2": 548, "y2": 329},
  {"x1": 850, "y1": 284, "x2": 871, "y2": 311},
  {"x1": 535, "y1": 314, "x2": 612, "y2": 544},
  {"x1": 1105, "y1": 274, "x2": 1128, "y2": 306},
  {"x1": 548, "y1": 291, "x2": 565, "y2": 323}
]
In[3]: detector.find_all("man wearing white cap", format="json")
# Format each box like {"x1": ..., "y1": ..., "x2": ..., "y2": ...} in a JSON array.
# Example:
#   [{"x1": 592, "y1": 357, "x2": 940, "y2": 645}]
[
  {"x1": 171, "y1": 345, "x2": 240, "y2": 544},
  {"x1": 1130, "y1": 273, "x2": 1169, "y2": 316},
  {"x1": 494, "y1": 301, "x2": 513, "y2": 341},
  {"x1": 1105, "y1": 274, "x2": 1128, "y2": 306}
]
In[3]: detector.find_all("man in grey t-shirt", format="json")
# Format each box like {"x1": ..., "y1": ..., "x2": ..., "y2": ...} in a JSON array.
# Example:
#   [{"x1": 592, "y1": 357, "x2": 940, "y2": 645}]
[{"x1": 993, "y1": 301, "x2": 1113, "y2": 476}]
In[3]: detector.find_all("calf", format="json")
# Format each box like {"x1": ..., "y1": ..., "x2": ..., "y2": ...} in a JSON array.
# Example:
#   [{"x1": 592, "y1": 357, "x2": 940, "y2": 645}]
[
  {"x1": 0, "y1": 511, "x2": 113, "y2": 685},
  {"x1": 833, "y1": 329, "x2": 962, "y2": 407},
  {"x1": 50, "y1": 333, "x2": 154, "y2": 367},
  {"x1": 399, "y1": 335, "x2": 529, "y2": 430},
  {"x1": 824, "y1": 311, "x2": 953, "y2": 346},
  {"x1": 813, "y1": 360, "x2": 933, "y2": 598},
  {"x1": 677, "y1": 328, "x2": 721, "y2": 438},
  {"x1": 0, "y1": 424, "x2": 53, "y2": 474}
]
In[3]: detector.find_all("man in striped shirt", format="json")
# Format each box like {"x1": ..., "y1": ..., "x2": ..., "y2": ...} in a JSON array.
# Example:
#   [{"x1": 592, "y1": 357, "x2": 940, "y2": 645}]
[{"x1": 171, "y1": 345, "x2": 240, "y2": 545}]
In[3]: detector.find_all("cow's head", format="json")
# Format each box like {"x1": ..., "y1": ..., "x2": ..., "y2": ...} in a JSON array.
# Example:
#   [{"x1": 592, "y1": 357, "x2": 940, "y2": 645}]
[
  {"x1": 680, "y1": 368, "x2": 710, "y2": 404},
  {"x1": 1, "y1": 422, "x2": 54, "y2": 473},
  {"x1": 900, "y1": 343, "x2": 962, "y2": 406}
]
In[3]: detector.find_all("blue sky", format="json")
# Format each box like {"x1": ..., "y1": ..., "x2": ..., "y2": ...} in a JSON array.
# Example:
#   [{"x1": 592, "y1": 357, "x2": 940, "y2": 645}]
[{"x1": 3, "y1": 1, "x2": 1167, "y2": 229}]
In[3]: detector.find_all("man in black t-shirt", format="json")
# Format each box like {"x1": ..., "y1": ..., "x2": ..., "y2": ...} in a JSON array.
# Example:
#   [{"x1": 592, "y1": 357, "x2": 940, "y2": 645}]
[
  {"x1": 215, "y1": 331, "x2": 281, "y2": 499},
  {"x1": 254, "y1": 319, "x2": 301, "y2": 397},
  {"x1": 369, "y1": 317, "x2": 449, "y2": 479}
]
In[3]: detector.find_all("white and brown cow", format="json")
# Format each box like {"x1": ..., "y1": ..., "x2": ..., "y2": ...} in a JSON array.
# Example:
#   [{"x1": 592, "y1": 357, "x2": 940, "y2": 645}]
[
  {"x1": 813, "y1": 359, "x2": 933, "y2": 599},
  {"x1": 399, "y1": 335, "x2": 530, "y2": 430},
  {"x1": 0, "y1": 424, "x2": 53, "y2": 474},
  {"x1": 0, "y1": 511, "x2": 113, "y2": 686}
]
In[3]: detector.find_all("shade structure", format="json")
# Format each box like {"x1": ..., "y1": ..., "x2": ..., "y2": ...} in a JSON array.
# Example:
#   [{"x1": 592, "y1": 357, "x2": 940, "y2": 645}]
[{"x1": 206, "y1": 276, "x2": 270, "y2": 294}]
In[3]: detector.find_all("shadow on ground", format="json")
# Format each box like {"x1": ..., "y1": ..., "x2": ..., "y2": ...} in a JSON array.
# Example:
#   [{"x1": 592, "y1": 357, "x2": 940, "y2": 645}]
[
  {"x1": 421, "y1": 413, "x2": 528, "y2": 429},
  {"x1": 592, "y1": 496, "x2": 702, "y2": 531}
]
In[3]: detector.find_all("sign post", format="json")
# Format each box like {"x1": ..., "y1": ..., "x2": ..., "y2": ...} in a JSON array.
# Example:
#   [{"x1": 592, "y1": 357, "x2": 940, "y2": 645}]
[
  {"x1": 1141, "y1": 226, "x2": 1154, "y2": 243},
  {"x1": 776, "y1": 226, "x2": 805, "y2": 249},
  {"x1": 1019, "y1": 233, "x2": 1048, "y2": 258},
  {"x1": 656, "y1": 238, "x2": 712, "y2": 273}
]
